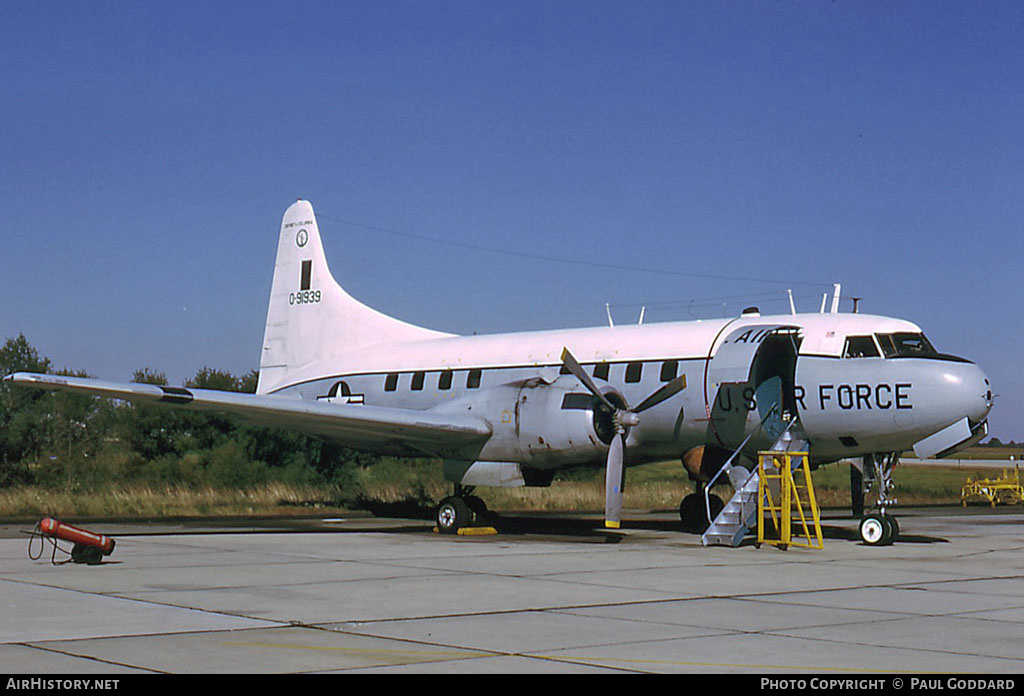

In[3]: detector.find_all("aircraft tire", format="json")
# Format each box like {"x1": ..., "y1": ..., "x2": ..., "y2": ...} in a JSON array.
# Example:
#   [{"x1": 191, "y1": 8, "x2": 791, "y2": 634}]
[
  {"x1": 859, "y1": 514, "x2": 893, "y2": 546},
  {"x1": 436, "y1": 496, "x2": 471, "y2": 535},
  {"x1": 465, "y1": 495, "x2": 489, "y2": 524},
  {"x1": 885, "y1": 515, "x2": 900, "y2": 541},
  {"x1": 679, "y1": 493, "x2": 723, "y2": 533},
  {"x1": 707, "y1": 494, "x2": 724, "y2": 525},
  {"x1": 679, "y1": 494, "x2": 701, "y2": 531}
]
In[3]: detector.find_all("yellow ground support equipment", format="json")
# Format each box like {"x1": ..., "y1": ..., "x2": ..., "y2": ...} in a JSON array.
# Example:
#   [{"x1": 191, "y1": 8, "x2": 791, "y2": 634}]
[
  {"x1": 757, "y1": 450, "x2": 823, "y2": 550},
  {"x1": 960, "y1": 466, "x2": 1023, "y2": 507}
]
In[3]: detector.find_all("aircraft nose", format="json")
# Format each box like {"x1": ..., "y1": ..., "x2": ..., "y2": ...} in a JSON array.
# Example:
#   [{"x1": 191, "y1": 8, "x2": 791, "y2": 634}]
[
  {"x1": 912, "y1": 360, "x2": 992, "y2": 460},
  {"x1": 959, "y1": 362, "x2": 993, "y2": 424}
]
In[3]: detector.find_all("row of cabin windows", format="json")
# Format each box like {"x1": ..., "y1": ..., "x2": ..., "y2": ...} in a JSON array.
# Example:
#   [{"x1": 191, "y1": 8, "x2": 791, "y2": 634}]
[
  {"x1": 563, "y1": 359, "x2": 679, "y2": 383},
  {"x1": 382, "y1": 360, "x2": 680, "y2": 393},
  {"x1": 385, "y1": 369, "x2": 480, "y2": 392},
  {"x1": 842, "y1": 332, "x2": 939, "y2": 360}
]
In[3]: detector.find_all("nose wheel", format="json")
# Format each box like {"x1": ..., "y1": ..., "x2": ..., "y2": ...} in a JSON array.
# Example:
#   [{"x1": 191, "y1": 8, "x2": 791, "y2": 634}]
[
  {"x1": 859, "y1": 513, "x2": 899, "y2": 546},
  {"x1": 858, "y1": 453, "x2": 901, "y2": 546}
]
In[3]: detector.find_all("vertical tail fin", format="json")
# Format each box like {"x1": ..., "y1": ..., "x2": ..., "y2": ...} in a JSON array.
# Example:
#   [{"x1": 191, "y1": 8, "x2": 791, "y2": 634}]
[{"x1": 257, "y1": 200, "x2": 450, "y2": 394}]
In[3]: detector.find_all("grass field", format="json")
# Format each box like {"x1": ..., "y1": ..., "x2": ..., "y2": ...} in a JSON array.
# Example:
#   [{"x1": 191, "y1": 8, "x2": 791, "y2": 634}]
[{"x1": 1, "y1": 454, "x2": 1019, "y2": 520}]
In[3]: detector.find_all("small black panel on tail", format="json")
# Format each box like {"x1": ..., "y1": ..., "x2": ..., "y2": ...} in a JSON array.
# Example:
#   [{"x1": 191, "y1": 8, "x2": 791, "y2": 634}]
[{"x1": 301, "y1": 260, "x2": 312, "y2": 291}]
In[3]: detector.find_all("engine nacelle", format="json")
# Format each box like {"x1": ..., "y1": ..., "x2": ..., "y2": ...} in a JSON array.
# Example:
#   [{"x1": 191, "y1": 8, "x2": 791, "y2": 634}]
[
  {"x1": 515, "y1": 375, "x2": 623, "y2": 467},
  {"x1": 430, "y1": 375, "x2": 619, "y2": 469}
]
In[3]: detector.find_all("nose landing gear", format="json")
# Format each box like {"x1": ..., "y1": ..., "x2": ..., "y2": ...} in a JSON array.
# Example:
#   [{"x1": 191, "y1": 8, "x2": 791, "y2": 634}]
[{"x1": 858, "y1": 452, "x2": 900, "y2": 546}]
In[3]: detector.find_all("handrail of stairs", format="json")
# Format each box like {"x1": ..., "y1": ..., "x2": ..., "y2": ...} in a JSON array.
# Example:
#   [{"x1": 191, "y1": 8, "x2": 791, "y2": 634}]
[{"x1": 703, "y1": 403, "x2": 789, "y2": 521}]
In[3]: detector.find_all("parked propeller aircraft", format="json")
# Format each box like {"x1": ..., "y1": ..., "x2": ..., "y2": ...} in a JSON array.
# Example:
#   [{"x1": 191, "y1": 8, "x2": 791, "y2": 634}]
[{"x1": 6, "y1": 200, "x2": 994, "y2": 545}]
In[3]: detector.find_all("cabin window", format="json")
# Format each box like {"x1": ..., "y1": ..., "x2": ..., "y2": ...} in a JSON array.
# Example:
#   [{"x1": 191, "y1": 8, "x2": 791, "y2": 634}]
[
  {"x1": 592, "y1": 363, "x2": 610, "y2": 381},
  {"x1": 875, "y1": 332, "x2": 939, "y2": 359},
  {"x1": 411, "y1": 372, "x2": 425, "y2": 391},
  {"x1": 843, "y1": 335, "x2": 880, "y2": 358},
  {"x1": 438, "y1": 371, "x2": 453, "y2": 390},
  {"x1": 467, "y1": 369, "x2": 482, "y2": 389},
  {"x1": 625, "y1": 362, "x2": 643, "y2": 383},
  {"x1": 384, "y1": 373, "x2": 399, "y2": 392},
  {"x1": 659, "y1": 360, "x2": 678, "y2": 381}
]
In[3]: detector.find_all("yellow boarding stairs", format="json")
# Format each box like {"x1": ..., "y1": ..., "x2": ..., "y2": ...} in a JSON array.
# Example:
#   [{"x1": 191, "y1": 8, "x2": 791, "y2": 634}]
[
  {"x1": 757, "y1": 450, "x2": 824, "y2": 550},
  {"x1": 960, "y1": 465, "x2": 1023, "y2": 507}
]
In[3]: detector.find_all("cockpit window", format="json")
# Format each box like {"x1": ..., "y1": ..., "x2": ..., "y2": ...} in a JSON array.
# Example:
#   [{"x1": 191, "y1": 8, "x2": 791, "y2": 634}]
[
  {"x1": 875, "y1": 332, "x2": 938, "y2": 358},
  {"x1": 843, "y1": 335, "x2": 880, "y2": 358}
]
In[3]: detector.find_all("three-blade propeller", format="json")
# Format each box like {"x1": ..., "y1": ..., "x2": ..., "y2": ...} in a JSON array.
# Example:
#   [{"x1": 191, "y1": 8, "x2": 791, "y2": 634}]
[{"x1": 559, "y1": 348, "x2": 686, "y2": 529}]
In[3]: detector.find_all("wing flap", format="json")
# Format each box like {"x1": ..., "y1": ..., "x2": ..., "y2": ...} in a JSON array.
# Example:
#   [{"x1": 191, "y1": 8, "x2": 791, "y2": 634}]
[{"x1": 5, "y1": 372, "x2": 491, "y2": 454}]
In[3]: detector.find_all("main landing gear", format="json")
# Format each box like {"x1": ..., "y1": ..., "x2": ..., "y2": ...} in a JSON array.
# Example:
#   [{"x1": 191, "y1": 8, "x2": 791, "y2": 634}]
[
  {"x1": 857, "y1": 453, "x2": 901, "y2": 546},
  {"x1": 679, "y1": 484, "x2": 724, "y2": 533},
  {"x1": 435, "y1": 485, "x2": 489, "y2": 535}
]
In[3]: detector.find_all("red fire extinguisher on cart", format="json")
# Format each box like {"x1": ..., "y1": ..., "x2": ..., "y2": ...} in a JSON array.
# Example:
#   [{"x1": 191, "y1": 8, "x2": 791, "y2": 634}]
[{"x1": 36, "y1": 517, "x2": 116, "y2": 565}]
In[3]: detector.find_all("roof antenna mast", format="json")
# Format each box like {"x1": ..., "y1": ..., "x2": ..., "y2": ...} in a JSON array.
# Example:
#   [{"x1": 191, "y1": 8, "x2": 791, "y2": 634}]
[{"x1": 830, "y1": 283, "x2": 842, "y2": 314}]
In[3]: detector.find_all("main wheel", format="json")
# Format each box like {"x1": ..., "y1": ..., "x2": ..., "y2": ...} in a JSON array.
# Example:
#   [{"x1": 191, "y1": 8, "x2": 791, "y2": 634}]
[
  {"x1": 436, "y1": 496, "x2": 471, "y2": 535},
  {"x1": 859, "y1": 514, "x2": 893, "y2": 546},
  {"x1": 679, "y1": 493, "x2": 723, "y2": 533},
  {"x1": 465, "y1": 495, "x2": 489, "y2": 524}
]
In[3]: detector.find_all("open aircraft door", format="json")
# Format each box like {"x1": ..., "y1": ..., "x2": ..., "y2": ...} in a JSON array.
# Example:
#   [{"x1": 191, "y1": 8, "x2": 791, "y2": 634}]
[{"x1": 704, "y1": 324, "x2": 801, "y2": 454}]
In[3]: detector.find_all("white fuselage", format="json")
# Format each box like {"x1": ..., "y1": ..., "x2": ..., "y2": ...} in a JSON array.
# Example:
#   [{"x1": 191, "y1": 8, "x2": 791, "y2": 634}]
[{"x1": 270, "y1": 310, "x2": 992, "y2": 468}]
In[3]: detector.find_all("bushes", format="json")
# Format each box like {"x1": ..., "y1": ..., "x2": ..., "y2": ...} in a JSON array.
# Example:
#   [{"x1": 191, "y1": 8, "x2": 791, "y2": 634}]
[
  {"x1": 0, "y1": 335, "x2": 377, "y2": 497},
  {"x1": 0, "y1": 335, "x2": 53, "y2": 486}
]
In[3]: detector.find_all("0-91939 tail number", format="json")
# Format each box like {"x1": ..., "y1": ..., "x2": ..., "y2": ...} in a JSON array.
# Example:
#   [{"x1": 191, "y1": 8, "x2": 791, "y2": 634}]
[{"x1": 289, "y1": 290, "x2": 321, "y2": 305}]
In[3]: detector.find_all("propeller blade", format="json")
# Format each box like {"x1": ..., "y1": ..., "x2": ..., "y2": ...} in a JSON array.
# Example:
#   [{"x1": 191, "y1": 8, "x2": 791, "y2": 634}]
[
  {"x1": 560, "y1": 348, "x2": 616, "y2": 411},
  {"x1": 604, "y1": 433, "x2": 625, "y2": 529},
  {"x1": 632, "y1": 374, "x2": 687, "y2": 414}
]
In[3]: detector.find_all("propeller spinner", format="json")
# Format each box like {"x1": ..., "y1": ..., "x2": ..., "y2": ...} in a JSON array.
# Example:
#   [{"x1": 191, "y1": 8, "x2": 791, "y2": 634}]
[{"x1": 559, "y1": 348, "x2": 686, "y2": 529}]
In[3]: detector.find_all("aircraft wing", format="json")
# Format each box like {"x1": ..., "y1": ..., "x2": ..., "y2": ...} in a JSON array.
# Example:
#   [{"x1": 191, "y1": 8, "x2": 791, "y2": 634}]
[{"x1": 4, "y1": 372, "x2": 492, "y2": 457}]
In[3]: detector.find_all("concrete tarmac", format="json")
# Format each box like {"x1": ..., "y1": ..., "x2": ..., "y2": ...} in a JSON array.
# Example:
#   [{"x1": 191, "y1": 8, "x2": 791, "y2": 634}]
[{"x1": 1, "y1": 507, "x2": 1022, "y2": 674}]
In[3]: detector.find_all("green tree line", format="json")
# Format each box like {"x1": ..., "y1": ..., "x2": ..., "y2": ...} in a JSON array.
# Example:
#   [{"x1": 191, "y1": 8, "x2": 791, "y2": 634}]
[{"x1": 0, "y1": 334, "x2": 376, "y2": 494}]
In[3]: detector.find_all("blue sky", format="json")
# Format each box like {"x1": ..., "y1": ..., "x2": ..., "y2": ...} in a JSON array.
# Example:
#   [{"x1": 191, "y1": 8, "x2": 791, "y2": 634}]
[{"x1": 2, "y1": 1, "x2": 1021, "y2": 440}]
